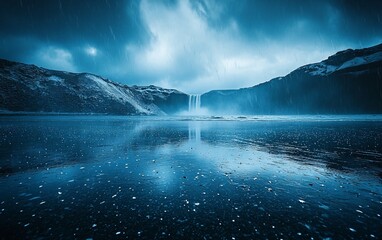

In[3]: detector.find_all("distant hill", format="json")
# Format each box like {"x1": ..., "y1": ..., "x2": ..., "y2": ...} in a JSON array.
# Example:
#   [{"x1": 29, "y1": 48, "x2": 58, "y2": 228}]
[
  {"x1": 0, "y1": 59, "x2": 188, "y2": 115},
  {"x1": 202, "y1": 43, "x2": 382, "y2": 114}
]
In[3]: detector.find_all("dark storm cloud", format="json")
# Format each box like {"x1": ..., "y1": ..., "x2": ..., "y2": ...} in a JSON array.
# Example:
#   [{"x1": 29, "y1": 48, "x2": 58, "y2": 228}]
[
  {"x1": 193, "y1": 0, "x2": 382, "y2": 44},
  {"x1": 0, "y1": 0, "x2": 381, "y2": 93},
  {"x1": 332, "y1": 0, "x2": 382, "y2": 39},
  {"x1": 0, "y1": 0, "x2": 148, "y2": 72},
  {"x1": 0, "y1": 0, "x2": 144, "y2": 44}
]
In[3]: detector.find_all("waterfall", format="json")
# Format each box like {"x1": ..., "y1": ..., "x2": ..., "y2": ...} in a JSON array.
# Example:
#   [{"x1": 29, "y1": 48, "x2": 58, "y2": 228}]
[{"x1": 188, "y1": 94, "x2": 201, "y2": 113}]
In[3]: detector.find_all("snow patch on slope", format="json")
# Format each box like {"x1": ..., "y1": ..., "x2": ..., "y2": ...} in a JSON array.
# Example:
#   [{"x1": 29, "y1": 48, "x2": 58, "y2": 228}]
[
  {"x1": 338, "y1": 52, "x2": 382, "y2": 70},
  {"x1": 338, "y1": 57, "x2": 368, "y2": 70},
  {"x1": 304, "y1": 51, "x2": 382, "y2": 76},
  {"x1": 48, "y1": 76, "x2": 63, "y2": 82},
  {"x1": 303, "y1": 63, "x2": 337, "y2": 76},
  {"x1": 85, "y1": 74, "x2": 150, "y2": 114},
  {"x1": 132, "y1": 85, "x2": 181, "y2": 99}
]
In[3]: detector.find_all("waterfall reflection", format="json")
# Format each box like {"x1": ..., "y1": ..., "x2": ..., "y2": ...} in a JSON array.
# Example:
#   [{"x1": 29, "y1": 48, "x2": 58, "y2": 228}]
[{"x1": 188, "y1": 121, "x2": 201, "y2": 142}]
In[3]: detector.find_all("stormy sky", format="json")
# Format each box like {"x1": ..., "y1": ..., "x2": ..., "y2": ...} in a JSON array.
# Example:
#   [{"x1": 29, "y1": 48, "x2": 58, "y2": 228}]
[{"x1": 1, "y1": 0, "x2": 382, "y2": 93}]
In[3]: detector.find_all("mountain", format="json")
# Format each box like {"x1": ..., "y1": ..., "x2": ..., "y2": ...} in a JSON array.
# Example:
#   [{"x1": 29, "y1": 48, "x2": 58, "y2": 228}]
[
  {"x1": 202, "y1": 43, "x2": 382, "y2": 114},
  {"x1": 2, "y1": 43, "x2": 382, "y2": 116},
  {"x1": 0, "y1": 59, "x2": 188, "y2": 115}
]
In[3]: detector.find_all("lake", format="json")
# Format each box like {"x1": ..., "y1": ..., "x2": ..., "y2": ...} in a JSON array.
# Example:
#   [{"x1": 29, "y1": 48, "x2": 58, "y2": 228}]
[{"x1": 0, "y1": 115, "x2": 381, "y2": 239}]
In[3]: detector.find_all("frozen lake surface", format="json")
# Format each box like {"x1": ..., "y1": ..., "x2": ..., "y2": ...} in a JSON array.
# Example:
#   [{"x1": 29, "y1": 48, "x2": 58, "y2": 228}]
[{"x1": 0, "y1": 115, "x2": 381, "y2": 239}]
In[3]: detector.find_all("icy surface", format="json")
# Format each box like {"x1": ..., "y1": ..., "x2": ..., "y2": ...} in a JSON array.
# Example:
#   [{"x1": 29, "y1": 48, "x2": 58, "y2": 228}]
[{"x1": 0, "y1": 115, "x2": 381, "y2": 239}]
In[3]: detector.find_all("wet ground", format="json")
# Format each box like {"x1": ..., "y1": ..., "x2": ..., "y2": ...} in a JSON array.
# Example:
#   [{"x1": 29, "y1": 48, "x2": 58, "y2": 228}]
[{"x1": 0, "y1": 115, "x2": 381, "y2": 239}]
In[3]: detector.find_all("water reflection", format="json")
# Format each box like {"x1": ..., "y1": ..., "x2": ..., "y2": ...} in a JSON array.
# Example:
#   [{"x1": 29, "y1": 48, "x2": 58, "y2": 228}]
[
  {"x1": 0, "y1": 116, "x2": 381, "y2": 239},
  {"x1": 188, "y1": 121, "x2": 201, "y2": 142}
]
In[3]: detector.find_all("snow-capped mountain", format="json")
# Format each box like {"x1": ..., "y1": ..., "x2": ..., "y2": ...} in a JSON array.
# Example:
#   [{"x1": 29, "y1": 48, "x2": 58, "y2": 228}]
[
  {"x1": 2, "y1": 43, "x2": 381, "y2": 115},
  {"x1": 202, "y1": 43, "x2": 382, "y2": 114},
  {"x1": 0, "y1": 59, "x2": 188, "y2": 115},
  {"x1": 300, "y1": 44, "x2": 382, "y2": 76}
]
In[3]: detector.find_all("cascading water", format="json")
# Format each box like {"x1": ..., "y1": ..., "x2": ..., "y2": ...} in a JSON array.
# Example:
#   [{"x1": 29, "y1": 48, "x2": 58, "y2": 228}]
[{"x1": 188, "y1": 94, "x2": 201, "y2": 114}]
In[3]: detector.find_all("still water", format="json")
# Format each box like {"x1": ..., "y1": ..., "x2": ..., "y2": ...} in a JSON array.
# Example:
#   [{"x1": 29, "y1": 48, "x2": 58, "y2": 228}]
[{"x1": 0, "y1": 115, "x2": 381, "y2": 239}]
